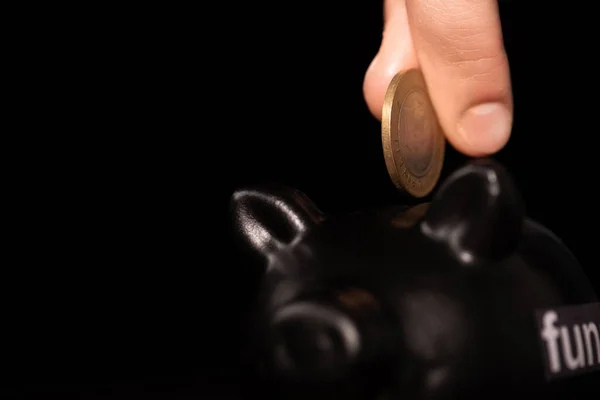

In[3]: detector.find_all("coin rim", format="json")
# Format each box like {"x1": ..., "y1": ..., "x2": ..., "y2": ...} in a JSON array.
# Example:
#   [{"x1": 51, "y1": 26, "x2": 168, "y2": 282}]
[{"x1": 381, "y1": 69, "x2": 445, "y2": 198}]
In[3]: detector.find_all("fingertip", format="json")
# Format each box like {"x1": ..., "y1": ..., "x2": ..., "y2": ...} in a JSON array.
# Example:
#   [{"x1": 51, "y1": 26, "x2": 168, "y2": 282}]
[
  {"x1": 363, "y1": 48, "x2": 418, "y2": 121},
  {"x1": 363, "y1": 54, "x2": 387, "y2": 121},
  {"x1": 449, "y1": 102, "x2": 513, "y2": 156},
  {"x1": 363, "y1": 0, "x2": 417, "y2": 121}
]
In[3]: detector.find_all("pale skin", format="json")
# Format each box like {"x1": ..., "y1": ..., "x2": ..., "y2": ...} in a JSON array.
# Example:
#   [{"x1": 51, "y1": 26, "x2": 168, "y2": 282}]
[{"x1": 363, "y1": 0, "x2": 512, "y2": 156}]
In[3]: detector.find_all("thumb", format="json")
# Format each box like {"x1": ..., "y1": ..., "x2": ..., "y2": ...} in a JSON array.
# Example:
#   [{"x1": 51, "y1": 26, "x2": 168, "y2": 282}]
[
  {"x1": 363, "y1": 0, "x2": 418, "y2": 120},
  {"x1": 406, "y1": 0, "x2": 512, "y2": 156}
]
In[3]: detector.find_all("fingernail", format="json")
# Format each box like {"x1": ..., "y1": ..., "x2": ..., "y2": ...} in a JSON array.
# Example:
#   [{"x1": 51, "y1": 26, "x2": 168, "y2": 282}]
[{"x1": 458, "y1": 103, "x2": 512, "y2": 154}]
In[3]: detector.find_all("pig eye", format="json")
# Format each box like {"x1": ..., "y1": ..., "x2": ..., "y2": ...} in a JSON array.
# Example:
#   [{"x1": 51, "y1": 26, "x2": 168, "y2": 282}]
[{"x1": 336, "y1": 288, "x2": 380, "y2": 311}]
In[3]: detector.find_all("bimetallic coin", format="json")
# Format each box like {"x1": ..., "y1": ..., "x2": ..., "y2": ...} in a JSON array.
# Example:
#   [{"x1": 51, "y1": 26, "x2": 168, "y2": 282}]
[{"x1": 382, "y1": 69, "x2": 445, "y2": 198}]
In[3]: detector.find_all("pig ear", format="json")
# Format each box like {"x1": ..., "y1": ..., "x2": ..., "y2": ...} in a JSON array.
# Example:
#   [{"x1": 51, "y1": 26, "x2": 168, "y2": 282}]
[
  {"x1": 421, "y1": 158, "x2": 525, "y2": 265},
  {"x1": 231, "y1": 186, "x2": 325, "y2": 257}
]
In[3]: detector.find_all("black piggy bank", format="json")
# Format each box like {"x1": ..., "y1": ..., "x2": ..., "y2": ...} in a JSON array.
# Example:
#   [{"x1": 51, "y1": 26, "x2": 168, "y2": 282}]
[{"x1": 231, "y1": 159, "x2": 599, "y2": 399}]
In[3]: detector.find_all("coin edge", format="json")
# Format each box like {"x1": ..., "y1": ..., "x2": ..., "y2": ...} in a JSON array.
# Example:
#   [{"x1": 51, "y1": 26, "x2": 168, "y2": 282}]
[
  {"x1": 381, "y1": 72, "x2": 408, "y2": 193},
  {"x1": 382, "y1": 69, "x2": 446, "y2": 198}
]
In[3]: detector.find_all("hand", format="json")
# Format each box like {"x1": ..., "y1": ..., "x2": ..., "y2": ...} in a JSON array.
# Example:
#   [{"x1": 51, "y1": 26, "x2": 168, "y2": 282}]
[{"x1": 364, "y1": 0, "x2": 512, "y2": 156}]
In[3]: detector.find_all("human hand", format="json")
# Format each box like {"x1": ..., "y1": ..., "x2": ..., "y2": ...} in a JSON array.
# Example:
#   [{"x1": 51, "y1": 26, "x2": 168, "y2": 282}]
[{"x1": 364, "y1": 0, "x2": 512, "y2": 156}]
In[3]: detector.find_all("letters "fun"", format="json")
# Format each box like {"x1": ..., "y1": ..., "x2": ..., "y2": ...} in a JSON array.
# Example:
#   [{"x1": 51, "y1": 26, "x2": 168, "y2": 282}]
[{"x1": 540, "y1": 310, "x2": 600, "y2": 374}]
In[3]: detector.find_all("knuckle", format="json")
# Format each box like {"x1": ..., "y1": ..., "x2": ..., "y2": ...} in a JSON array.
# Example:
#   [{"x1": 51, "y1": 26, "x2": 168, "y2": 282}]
[
  {"x1": 415, "y1": 0, "x2": 506, "y2": 74},
  {"x1": 446, "y1": 47, "x2": 506, "y2": 73},
  {"x1": 435, "y1": 31, "x2": 507, "y2": 78}
]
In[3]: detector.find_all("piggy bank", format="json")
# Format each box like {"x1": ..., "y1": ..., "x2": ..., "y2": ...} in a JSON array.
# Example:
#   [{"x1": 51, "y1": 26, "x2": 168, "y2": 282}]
[{"x1": 231, "y1": 159, "x2": 599, "y2": 399}]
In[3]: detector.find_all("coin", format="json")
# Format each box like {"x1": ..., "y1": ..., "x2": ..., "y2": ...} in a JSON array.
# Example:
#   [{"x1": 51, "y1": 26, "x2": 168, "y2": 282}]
[{"x1": 381, "y1": 69, "x2": 445, "y2": 198}]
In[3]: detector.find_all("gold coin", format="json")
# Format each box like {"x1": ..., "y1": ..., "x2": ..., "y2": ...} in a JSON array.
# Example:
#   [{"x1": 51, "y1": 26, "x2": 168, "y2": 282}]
[{"x1": 381, "y1": 69, "x2": 445, "y2": 198}]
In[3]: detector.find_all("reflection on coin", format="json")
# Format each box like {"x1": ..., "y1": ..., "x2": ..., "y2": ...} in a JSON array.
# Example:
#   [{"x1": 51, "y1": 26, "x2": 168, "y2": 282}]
[
  {"x1": 391, "y1": 203, "x2": 431, "y2": 228},
  {"x1": 382, "y1": 69, "x2": 445, "y2": 198}
]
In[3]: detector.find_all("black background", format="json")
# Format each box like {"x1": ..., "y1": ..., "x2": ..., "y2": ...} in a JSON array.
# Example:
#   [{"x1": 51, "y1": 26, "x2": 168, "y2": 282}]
[{"x1": 7, "y1": 1, "x2": 599, "y2": 398}]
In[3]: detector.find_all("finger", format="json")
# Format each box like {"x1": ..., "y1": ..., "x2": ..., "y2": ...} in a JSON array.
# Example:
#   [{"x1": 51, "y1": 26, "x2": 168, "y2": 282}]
[
  {"x1": 406, "y1": 0, "x2": 512, "y2": 156},
  {"x1": 363, "y1": 0, "x2": 418, "y2": 120}
]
